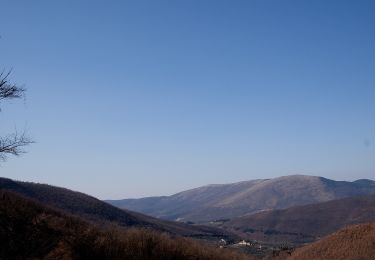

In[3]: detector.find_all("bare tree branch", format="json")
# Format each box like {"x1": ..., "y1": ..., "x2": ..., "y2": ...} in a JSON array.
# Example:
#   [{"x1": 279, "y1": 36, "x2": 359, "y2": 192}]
[
  {"x1": 0, "y1": 131, "x2": 34, "y2": 161},
  {"x1": 0, "y1": 70, "x2": 32, "y2": 161},
  {"x1": 0, "y1": 70, "x2": 25, "y2": 103}
]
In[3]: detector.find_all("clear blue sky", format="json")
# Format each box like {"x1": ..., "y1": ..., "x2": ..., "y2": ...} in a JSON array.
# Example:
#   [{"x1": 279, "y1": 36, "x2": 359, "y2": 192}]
[{"x1": 1, "y1": 0, "x2": 374, "y2": 199}]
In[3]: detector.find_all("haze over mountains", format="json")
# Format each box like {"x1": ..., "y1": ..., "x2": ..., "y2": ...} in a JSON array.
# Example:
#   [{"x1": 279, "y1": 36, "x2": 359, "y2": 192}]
[{"x1": 107, "y1": 175, "x2": 375, "y2": 223}]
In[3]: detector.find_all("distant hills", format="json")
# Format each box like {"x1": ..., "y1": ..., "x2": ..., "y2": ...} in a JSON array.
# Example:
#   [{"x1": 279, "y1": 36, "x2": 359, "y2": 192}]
[
  {"x1": 107, "y1": 175, "x2": 375, "y2": 223},
  {"x1": 0, "y1": 177, "x2": 236, "y2": 241},
  {"x1": 222, "y1": 194, "x2": 375, "y2": 244}
]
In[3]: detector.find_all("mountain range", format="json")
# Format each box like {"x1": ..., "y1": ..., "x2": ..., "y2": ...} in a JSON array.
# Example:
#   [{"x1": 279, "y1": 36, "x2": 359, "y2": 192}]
[
  {"x1": 107, "y1": 175, "x2": 375, "y2": 223},
  {"x1": 1, "y1": 175, "x2": 375, "y2": 259}
]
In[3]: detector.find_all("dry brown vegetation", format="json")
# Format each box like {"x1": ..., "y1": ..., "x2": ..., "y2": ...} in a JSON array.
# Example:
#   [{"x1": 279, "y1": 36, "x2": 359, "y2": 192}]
[
  {"x1": 0, "y1": 190, "x2": 251, "y2": 260},
  {"x1": 288, "y1": 223, "x2": 375, "y2": 260},
  {"x1": 0, "y1": 177, "x2": 236, "y2": 240}
]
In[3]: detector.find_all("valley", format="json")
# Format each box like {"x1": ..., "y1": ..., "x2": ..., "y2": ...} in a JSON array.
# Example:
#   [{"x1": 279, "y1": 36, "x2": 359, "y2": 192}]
[{"x1": 2, "y1": 175, "x2": 375, "y2": 259}]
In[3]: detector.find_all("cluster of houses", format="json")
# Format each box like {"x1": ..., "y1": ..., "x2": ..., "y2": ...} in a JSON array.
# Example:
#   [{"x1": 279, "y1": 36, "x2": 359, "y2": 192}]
[
  {"x1": 237, "y1": 240, "x2": 263, "y2": 249},
  {"x1": 218, "y1": 238, "x2": 294, "y2": 257},
  {"x1": 218, "y1": 239, "x2": 262, "y2": 249}
]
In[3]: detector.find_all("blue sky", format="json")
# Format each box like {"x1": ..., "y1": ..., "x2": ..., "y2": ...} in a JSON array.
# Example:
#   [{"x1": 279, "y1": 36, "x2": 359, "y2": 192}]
[{"x1": 1, "y1": 0, "x2": 374, "y2": 199}]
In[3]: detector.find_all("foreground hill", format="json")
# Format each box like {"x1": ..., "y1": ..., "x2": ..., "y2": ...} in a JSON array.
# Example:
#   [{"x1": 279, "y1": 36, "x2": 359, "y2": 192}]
[
  {"x1": 0, "y1": 177, "x2": 235, "y2": 240},
  {"x1": 107, "y1": 175, "x2": 375, "y2": 222},
  {"x1": 0, "y1": 190, "x2": 251, "y2": 260},
  {"x1": 288, "y1": 223, "x2": 375, "y2": 260},
  {"x1": 222, "y1": 194, "x2": 375, "y2": 244}
]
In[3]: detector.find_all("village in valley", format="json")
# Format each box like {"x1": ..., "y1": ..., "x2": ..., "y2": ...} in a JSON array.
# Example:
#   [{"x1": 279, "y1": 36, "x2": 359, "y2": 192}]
[{"x1": 217, "y1": 238, "x2": 295, "y2": 257}]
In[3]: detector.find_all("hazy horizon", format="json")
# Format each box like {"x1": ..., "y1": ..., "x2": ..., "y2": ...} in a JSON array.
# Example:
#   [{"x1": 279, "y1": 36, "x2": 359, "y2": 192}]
[
  {"x1": 1, "y1": 0, "x2": 374, "y2": 199},
  {"x1": 105, "y1": 173, "x2": 375, "y2": 200}
]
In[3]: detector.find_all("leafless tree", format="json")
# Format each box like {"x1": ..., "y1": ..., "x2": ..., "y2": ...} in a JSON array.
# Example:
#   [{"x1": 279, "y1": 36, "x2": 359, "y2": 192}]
[{"x1": 0, "y1": 70, "x2": 33, "y2": 161}]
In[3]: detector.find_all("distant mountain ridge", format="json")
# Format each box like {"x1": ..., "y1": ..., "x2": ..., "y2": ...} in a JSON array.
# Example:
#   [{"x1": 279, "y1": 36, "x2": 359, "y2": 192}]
[{"x1": 107, "y1": 175, "x2": 375, "y2": 223}]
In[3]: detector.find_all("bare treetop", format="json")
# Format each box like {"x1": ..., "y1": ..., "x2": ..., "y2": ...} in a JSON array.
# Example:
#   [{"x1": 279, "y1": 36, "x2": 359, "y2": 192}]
[
  {"x1": 0, "y1": 132, "x2": 33, "y2": 161},
  {"x1": 0, "y1": 70, "x2": 25, "y2": 102},
  {"x1": 0, "y1": 70, "x2": 32, "y2": 161}
]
